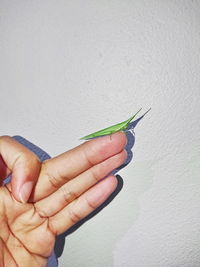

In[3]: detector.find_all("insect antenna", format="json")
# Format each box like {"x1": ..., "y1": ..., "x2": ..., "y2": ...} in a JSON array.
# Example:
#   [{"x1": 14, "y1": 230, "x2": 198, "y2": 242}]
[{"x1": 141, "y1": 108, "x2": 151, "y2": 117}]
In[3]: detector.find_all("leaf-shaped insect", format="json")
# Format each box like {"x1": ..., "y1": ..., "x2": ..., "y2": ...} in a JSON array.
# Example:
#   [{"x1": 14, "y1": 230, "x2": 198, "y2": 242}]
[{"x1": 80, "y1": 108, "x2": 148, "y2": 140}]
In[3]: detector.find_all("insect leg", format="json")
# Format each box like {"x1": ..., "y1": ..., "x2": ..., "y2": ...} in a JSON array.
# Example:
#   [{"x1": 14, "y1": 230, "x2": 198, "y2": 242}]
[{"x1": 109, "y1": 131, "x2": 115, "y2": 140}]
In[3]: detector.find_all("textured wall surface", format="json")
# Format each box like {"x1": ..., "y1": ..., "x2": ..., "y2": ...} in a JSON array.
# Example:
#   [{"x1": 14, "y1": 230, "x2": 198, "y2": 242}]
[{"x1": 1, "y1": 1, "x2": 200, "y2": 266}]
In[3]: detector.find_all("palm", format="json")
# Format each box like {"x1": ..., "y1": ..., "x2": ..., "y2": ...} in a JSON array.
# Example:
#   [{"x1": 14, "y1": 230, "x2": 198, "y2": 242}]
[{"x1": 0, "y1": 185, "x2": 55, "y2": 267}]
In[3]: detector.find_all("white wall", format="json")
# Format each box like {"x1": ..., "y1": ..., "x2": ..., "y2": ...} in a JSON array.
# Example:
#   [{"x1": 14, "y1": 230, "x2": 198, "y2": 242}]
[{"x1": 1, "y1": 1, "x2": 200, "y2": 266}]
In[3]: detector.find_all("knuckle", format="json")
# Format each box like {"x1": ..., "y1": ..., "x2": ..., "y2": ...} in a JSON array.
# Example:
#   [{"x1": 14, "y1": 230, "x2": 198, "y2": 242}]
[
  {"x1": 42, "y1": 162, "x2": 60, "y2": 189},
  {"x1": 90, "y1": 167, "x2": 101, "y2": 183},
  {"x1": 47, "y1": 174, "x2": 60, "y2": 189},
  {"x1": 19, "y1": 152, "x2": 35, "y2": 165},
  {"x1": 85, "y1": 196, "x2": 96, "y2": 210},
  {"x1": 12, "y1": 151, "x2": 25, "y2": 168},
  {"x1": 29, "y1": 154, "x2": 41, "y2": 165},
  {"x1": 16, "y1": 151, "x2": 41, "y2": 172},
  {"x1": 82, "y1": 147, "x2": 94, "y2": 167},
  {"x1": 60, "y1": 187, "x2": 78, "y2": 204},
  {"x1": 34, "y1": 204, "x2": 48, "y2": 218},
  {"x1": 42, "y1": 160, "x2": 71, "y2": 189},
  {"x1": 68, "y1": 207, "x2": 81, "y2": 224}
]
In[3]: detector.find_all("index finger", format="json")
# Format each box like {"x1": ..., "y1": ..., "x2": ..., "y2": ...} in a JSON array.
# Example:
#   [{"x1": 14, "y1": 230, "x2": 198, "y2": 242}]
[{"x1": 34, "y1": 132, "x2": 127, "y2": 200}]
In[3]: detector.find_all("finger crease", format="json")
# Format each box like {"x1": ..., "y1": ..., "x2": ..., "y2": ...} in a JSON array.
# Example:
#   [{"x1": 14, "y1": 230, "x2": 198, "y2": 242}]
[
  {"x1": 68, "y1": 207, "x2": 81, "y2": 224},
  {"x1": 90, "y1": 167, "x2": 101, "y2": 183},
  {"x1": 33, "y1": 203, "x2": 49, "y2": 219},
  {"x1": 82, "y1": 149, "x2": 94, "y2": 168},
  {"x1": 85, "y1": 196, "x2": 96, "y2": 210},
  {"x1": 60, "y1": 187, "x2": 78, "y2": 204},
  {"x1": 46, "y1": 172, "x2": 60, "y2": 189}
]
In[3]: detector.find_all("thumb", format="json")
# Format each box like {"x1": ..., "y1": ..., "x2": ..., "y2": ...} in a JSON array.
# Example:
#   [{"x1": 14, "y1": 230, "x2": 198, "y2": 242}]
[{"x1": 0, "y1": 136, "x2": 41, "y2": 203}]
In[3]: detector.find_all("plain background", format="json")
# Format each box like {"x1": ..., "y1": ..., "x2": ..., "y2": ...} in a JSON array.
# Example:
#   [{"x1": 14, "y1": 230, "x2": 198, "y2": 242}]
[{"x1": 1, "y1": 1, "x2": 200, "y2": 266}]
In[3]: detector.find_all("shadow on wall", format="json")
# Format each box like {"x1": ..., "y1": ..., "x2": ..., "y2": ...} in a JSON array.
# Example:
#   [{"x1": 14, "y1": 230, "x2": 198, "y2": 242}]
[{"x1": 54, "y1": 113, "x2": 152, "y2": 259}]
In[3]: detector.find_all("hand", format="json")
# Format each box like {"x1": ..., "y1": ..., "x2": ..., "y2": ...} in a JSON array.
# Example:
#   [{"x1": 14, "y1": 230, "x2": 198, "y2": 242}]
[{"x1": 0, "y1": 133, "x2": 127, "y2": 267}]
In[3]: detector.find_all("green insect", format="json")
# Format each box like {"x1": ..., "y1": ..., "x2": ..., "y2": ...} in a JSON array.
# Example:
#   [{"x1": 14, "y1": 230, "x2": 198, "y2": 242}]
[{"x1": 80, "y1": 108, "x2": 150, "y2": 140}]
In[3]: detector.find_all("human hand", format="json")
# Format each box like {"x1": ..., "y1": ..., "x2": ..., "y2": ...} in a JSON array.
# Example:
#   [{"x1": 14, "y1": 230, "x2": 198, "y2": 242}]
[{"x1": 0, "y1": 132, "x2": 127, "y2": 267}]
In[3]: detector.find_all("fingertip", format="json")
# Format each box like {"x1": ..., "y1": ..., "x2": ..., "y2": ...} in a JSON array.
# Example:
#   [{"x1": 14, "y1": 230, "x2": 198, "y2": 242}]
[
  {"x1": 18, "y1": 181, "x2": 35, "y2": 203},
  {"x1": 104, "y1": 175, "x2": 118, "y2": 192},
  {"x1": 84, "y1": 131, "x2": 128, "y2": 165},
  {"x1": 101, "y1": 131, "x2": 127, "y2": 148},
  {"x1": 11, "y1": 154, "x2": 41, "y2": 203},
  {"x1": 110, "y1": 131, "x2": 127, "y2": 147},
  {"x1": 86, "y1": 175, "x2": 118, "y2": 208}
]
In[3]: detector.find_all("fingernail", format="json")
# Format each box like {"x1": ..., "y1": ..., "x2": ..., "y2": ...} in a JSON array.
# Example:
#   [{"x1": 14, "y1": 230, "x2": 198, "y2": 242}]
[{"x1": 19, "y1": 181, "x2": 34, "y2": 203}]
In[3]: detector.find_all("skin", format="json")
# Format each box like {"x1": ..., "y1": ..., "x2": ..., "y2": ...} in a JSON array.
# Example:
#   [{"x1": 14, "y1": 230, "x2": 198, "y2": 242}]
[
  {"x1": 0, "y1": 132, "x2": 127, "y2": 267},
  {"x1": 80, "y1": 108, "x2": 142, "y2": 140}
]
